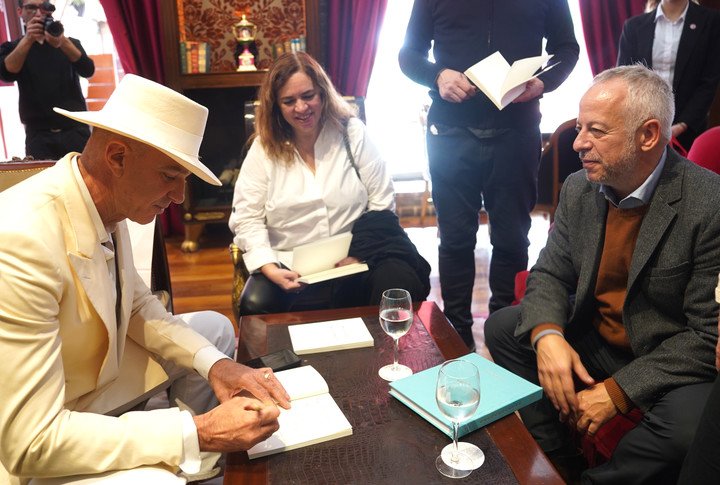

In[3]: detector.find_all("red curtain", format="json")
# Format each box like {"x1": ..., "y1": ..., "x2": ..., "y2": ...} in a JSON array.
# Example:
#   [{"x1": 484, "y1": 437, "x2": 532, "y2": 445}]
[
  {"x1": 578, "y1": 0, "x2": 646, "y2": 75},
  {"x1": 100, "y1": 0, "x2": 186, "y2": 235},
  {"x1": 98, "y1": 0, "x2": 165, "y2": 83},
  {"x1": 326, "y1": 0, "x2": 387, "y2": 97}
]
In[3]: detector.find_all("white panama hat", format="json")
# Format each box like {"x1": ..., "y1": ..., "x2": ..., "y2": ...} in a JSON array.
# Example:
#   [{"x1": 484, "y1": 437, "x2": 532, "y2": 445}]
[{"x1": 54, "y1": 74, "x2": 221, "y2": 186}]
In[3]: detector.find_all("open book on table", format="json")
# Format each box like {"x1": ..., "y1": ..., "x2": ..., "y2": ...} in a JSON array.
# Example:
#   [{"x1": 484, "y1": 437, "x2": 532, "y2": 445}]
[
  {"x1": 276, "y1": 232, "x2": 368, "y2": 284},
  {"x1": 389, "y1": 352, "x2": 542, "y2": 439},
  {"x1": 464, "y1": 51, "x2": 556, "y2": 111},
  {"x1": 288, "y1": 317, "x2": 374, "y2": 355},
  {"x1": 246, "y1": 365, "x2": 353, "y2": 459}
]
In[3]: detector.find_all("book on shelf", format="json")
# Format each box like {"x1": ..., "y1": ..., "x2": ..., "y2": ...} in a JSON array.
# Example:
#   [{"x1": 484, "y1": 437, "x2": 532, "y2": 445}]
[
  {"x1": 389, "y1": 352, "x2": 542, "y2": 439},
  {"x1": 179, "y1": 41, "x2": 210, "y2": 74},
  {"x1": 188, "y1": 42, "x2": 199, "y2": 73},
  {"x1": 246, "y1": 365, "x2": 352, "y2": 459},
  {"x1": 179, "y1": 42, "x2": 188, "y2": 74},
  {"x1": 276, "y1": 232, "x2": 368, "y2": 285},
  {"x1": 271, "y1": 36, "x2": 307, "y2": 59},
  {"x1": 198, "y1": 43, "x2": 207, "y2": 73},
  {"x1": 464, "y1": 51, "x2": 557, "y2": 111},
  {"x1": 288, "y1": 317, "x2": 374, "y2": 355}
]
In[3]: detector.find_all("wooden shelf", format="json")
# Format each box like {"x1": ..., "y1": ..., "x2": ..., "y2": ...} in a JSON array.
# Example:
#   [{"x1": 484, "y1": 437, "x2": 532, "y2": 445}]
[
  {"x1": 160, "y1": 0, "x2": 321, "y2": 251},
  {"x1": 177, "y1": 70, "x2": 267, "y2": 90}
]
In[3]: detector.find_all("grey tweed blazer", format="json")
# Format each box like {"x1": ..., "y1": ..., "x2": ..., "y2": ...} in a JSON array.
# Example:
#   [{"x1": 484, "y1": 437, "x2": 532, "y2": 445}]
[{"x1": 518, "y1": 148, "x2": 720, "y2": 411}]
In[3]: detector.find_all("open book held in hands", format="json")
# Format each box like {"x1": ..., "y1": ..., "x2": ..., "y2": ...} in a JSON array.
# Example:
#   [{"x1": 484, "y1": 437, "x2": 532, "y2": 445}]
[
  {"x1": 464, "y1": 51, "x2": 556, "y2": 110},
  {"x1": 389, "y1": 352, "x2": 542, "y2": 439},
  {"x1": 276, "y1": 232, "x2": 368, "y2": 284},
  {"x1": 246, "y1": 365, "x2": 352, "y2": 459}
]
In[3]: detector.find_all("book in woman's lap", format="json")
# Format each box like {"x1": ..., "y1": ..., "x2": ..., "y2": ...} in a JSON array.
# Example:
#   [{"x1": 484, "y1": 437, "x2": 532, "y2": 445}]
[{"x1": 276, "y1": 232, "x2": 368, "y2": 284}]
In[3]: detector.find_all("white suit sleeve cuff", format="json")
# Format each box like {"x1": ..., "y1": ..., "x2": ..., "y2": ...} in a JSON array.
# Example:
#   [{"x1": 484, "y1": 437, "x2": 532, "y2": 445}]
[
  {"x1": 179, "y1": 410, "x2": 201, "y2": 473},
  {"x1": 194, "y1": 346, "x2": 231, "y2": 380}
]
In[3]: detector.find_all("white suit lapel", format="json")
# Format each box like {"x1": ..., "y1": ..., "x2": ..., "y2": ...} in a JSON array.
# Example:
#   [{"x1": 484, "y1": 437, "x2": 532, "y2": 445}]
[
  {"x1": 56, "y1": 156, "x2": 124, "y2": 386},
  {"x1": 57, "y1": 156, "x2": 117, "y2": 338}
]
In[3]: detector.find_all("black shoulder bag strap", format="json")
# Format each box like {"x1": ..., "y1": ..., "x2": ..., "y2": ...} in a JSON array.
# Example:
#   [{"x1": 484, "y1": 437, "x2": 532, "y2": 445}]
[{"x1": 342, "y1": 119, "x2": 362, "y2": 182}]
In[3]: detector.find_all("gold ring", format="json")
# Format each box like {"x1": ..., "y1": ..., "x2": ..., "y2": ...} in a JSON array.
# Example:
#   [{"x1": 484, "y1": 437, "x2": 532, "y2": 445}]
[{"x1": 264, "y1": 372, "x2": 271, "y2": 380}]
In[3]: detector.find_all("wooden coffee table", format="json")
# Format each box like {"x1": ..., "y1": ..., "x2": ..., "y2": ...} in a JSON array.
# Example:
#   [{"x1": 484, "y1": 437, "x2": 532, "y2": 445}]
[{"x1": 225, "y1": 302, "x2": 561, "y2": 484}]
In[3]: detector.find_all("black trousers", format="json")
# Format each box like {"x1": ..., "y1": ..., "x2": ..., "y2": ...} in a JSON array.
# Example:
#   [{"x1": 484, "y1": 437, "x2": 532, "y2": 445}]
[
  {"x1": 485, "y1": 305, "x2": 713, "y2": 484},
  {"x1": 239, "y1": 257, "x2": 428, "y2": 315},
  {"x1": 678, "y1": 372, "x2": 720, "y2": 485},
  {"x1": 426, "y1": 123, "x2": 541, "y2": 325},
  {"x1": 25, "y1": 124, "x2": 91, "y2": 160}
]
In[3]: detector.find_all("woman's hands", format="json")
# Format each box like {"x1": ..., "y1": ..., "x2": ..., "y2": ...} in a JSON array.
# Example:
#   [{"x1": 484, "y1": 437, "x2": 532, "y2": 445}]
[
  {"x1": 261, "y1": 263, "x2": 303, "y2": 291},
  {"x1": 335, "y1": 256, "x2": 360, "y2": 267}
]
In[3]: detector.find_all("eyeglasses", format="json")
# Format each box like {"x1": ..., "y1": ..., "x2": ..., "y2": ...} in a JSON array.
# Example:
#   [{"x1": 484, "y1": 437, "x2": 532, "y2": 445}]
[{"x1": 22, "y1": 4, "x2": 40, "y2": 11}]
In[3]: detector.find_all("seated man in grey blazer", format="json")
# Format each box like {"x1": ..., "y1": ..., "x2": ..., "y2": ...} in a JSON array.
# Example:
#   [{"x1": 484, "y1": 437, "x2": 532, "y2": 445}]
[
  {"x1": 485, "y1": 64, "x2": 720, "y2": 484},
  {"x1": 0, "y1": 74, "x2": 290, "y2": 484}
]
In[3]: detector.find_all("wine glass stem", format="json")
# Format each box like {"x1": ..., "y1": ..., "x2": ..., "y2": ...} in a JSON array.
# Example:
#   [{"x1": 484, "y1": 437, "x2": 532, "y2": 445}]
[
  {"x1": 392, "y1": 338, "x2": 399, "y2": 370},
  {"x1": 451, "y1": 421, "x2": 460, "y2": 463}
]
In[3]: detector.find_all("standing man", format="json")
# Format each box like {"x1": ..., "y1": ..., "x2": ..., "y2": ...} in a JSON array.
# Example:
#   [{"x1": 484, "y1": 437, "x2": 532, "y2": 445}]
[
  {"x1": 0, "y1": 0, "x2": 95, "y2": 160},
  {"x1": 485, "y1": 65, "x2": 720, "y2": 483},
  {"x1": 617, "y1": 0, "x2": 720, "y2": 150},
  {"x1": 0, "y1": 74, "x2": 289, "y2": 484},
  {"x1": 398, "y1": 0, "x2": 579, "y2": 350}
]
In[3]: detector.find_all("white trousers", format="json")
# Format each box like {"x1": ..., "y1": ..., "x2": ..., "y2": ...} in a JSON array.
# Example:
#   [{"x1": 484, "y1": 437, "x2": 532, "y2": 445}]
[{"x1": 29, "y1": 310, "x2": 235, "y2": 485}]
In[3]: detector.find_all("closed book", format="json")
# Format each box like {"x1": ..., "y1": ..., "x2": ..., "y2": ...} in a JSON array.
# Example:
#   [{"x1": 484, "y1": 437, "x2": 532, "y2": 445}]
[
  {"x1": 179, "y1": 42, "x2": 188, "y2": 73},
  {"x1": 288, "y1": 317, "x2": 374, "y2": 355},
  {"x1": 198, "y1": 42, "x2": 207, "y2": 73},
  {"x1": 246, "y1": 366, "x2": 352, "y2": 458},
  {"x1": 389, "y1": 352, "x2": 542, "y2": 439},
  {"x1": 189, "y1": 42, "x2": 199, "y2": 73}
]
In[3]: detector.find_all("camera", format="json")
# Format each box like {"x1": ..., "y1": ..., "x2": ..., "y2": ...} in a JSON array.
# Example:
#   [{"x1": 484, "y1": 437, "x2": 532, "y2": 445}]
[{"x1": 40, "y1": 1, "x2": 64, "y2": 37}]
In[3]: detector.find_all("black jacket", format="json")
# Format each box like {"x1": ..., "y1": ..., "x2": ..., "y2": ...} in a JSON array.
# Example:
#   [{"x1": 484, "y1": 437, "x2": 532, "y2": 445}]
[
  {"x1": 617, "y1": 2, "x2": 720, "y2": 142},
  {"x1": 349, "y1": 210, "x2": 431, "y2": 300}
]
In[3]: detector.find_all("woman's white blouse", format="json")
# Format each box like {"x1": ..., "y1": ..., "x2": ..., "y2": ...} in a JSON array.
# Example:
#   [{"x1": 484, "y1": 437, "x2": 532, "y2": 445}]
[{"x1": 229, "y1": 118, "x2": 395, "y2": 273}]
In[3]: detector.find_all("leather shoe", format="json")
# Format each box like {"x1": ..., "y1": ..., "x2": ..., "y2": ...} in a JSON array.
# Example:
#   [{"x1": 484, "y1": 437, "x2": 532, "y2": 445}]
[{"x1": 455, "y1": 326, "x2": 477, "y2": 352}]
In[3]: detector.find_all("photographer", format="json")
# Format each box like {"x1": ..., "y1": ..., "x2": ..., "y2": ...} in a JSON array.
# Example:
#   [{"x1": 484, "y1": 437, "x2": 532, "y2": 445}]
[{"x1": 0, "y1": 0, "x2": 94, "y2": 160}]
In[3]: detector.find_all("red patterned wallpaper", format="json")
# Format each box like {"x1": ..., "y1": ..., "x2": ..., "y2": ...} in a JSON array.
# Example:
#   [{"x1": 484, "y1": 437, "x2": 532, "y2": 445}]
[{"x1": 180, "y1": 0, "x2": 307, "y2": 72}]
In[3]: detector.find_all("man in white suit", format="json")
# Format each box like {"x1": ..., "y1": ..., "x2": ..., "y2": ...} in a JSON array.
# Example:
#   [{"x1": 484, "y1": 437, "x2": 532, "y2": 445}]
[{"x1": 0, "y1": 74, "x2": 290, "y2": 484}]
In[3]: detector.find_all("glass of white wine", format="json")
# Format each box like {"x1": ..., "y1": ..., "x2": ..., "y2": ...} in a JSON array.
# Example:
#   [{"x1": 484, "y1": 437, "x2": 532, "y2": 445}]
[
  {"x1": 435, "y1": 359, "x2": 485, "y2": 479},
  {"x1": 378, "y1": 288, "x2": 413, "y2": 381}
]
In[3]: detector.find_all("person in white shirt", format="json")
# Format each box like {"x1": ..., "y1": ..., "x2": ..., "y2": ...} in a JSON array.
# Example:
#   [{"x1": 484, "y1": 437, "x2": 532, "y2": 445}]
[
  {"x1": 229, "y1": 52, "x2": 430, "y2": 315},
  {"x1": 0, "y1": 74, "x2": 289, "y2": 485},
  {"x1": 617, "y1": 0, "x2": 720, "y2": 150}
]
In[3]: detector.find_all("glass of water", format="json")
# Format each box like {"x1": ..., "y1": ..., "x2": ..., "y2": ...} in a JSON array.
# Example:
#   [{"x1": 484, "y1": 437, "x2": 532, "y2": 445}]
[
  {"x1": 435, "y1": 359, "x2": 485, "y2": 478},
  {"x1": 378, "y1": 288, "x2": 413, "y2": 381}
]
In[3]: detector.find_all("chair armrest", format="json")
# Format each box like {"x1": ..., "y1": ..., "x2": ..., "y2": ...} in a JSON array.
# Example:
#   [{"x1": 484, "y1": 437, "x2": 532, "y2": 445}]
[{"x1": 229, "y1": 243, "x2": 250, "y2": 321}]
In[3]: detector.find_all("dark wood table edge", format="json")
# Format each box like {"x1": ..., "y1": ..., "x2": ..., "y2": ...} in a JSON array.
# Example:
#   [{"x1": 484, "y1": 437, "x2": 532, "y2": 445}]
[{"x1": 225, "y1": 301, "x2": 563, "y2": 485}]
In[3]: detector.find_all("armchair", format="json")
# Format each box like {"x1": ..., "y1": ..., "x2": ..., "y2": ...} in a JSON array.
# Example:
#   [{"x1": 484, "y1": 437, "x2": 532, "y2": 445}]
[
  {"x1": 535, "y1": 118, "x2": 580, "y2": 220},
  {"x1": 687, "y1": 126, "x2": 720, "y2": 175}
]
